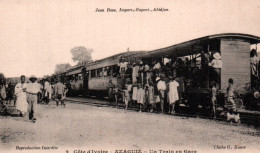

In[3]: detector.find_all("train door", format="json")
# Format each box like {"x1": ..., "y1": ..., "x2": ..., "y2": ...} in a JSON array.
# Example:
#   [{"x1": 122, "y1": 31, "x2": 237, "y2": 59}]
[{"x1": 83, "y1": 69, "x2": 89, "y2": 97}]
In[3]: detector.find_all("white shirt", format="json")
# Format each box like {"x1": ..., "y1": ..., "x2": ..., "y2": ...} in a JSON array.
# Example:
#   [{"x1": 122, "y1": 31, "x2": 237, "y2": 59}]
[
  {"x1": 144, "y1": 64, "x2": 150, "y2": 71},
  {"x1": 250, "y1": 56, "x2": 259, "y2": 65},
  {"x1": 153, "y1": 63, "x2": 161, "y2": 69},
  {"x1": 157, "y1": 80, "x2": 166, "y2": 91},
  {"x1": 132, "y1": 65, "x2": 140, "y2": 76},
  {"x1": 55, "y1": 82, "x2": 65, "y2": 95},
  {"x1": 118, "y1": 62, "x2": 128, "y2": 72},
  {"x1": 44, "y1": 81, "x2": 51, "y2": 91},
  {"x1": 27, "y1": 82, "x2": 41, "y2": 94},
  {"x1": 209, "y1": 59, "x2": 222, "y2": 68}
]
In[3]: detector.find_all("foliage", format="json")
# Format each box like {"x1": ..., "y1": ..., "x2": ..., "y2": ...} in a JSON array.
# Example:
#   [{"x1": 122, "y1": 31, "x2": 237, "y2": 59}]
[
  {"x1": 71, "y1": 46, "x2": 93, "y2": 65},
  {"x1": 0, "y1": 73, "x2": 6, "y2": 83},
  {"x1": 54, "y1": 63, "x2": 72, "y2": 74}
]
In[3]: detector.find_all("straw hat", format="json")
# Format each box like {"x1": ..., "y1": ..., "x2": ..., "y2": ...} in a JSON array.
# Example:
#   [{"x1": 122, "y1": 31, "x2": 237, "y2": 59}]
[
  {"x1": 254, "y1": 91, "x2": 260, "y2": 99},
  {"x1": 213, "y1": 52, "x2": 221, "y2": 60}
]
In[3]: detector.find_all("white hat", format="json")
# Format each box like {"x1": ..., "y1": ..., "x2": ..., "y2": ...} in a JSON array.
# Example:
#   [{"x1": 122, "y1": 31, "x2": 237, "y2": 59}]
[
  {"x1": 29, "y1": 75, "x2": 37, "y2": 79},
  {"x1": 254, "y1": 91, "x2": 260, "y2": 99},
  {"x1": 213, "y1": 52, "x2": 221, "y2": 60}
]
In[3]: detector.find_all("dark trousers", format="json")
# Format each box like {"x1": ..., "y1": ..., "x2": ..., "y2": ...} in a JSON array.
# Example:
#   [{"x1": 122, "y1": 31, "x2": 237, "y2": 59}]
[{"x1": 56, "y1": 94, "x2": 64, "y2": 106}]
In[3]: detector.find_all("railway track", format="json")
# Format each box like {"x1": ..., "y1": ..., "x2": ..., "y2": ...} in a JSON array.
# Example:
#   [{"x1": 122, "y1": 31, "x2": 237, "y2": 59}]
[{"x1": 65, "y1": 97, "x2": 260, "y2": 128}]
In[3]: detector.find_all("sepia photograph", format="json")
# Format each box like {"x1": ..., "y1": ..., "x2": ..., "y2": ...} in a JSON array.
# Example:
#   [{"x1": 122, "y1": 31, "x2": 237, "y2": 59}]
[{"x1": 0, "y1": 0, "x2": 260, "y2": 153}]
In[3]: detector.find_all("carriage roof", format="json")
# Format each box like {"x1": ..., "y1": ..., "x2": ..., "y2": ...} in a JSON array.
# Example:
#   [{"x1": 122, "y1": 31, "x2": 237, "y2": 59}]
[
  {"x1": 141, "y1": 33, "x2": 260, "y2": 58},
  {"x1": 86, "y1": 51, "x2": 146, "y2": 66}
]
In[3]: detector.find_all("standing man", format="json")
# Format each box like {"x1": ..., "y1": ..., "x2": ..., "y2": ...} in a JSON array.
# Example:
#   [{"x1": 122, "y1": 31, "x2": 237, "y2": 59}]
[
  {"x1": 54, "y1": 79, "x2": 66, "y2": 107},
  {"x1": 15, "y1": 75, "x2": 28, "y2": 116},
  {"x1": 0, "y1": 79, "x2": 7, "y2": 105},
  {"x1": 208, "y1": 52, "x2": 222, "y2": 89},
  {"x1": 44, "y1": 79, "x2": 52, "y2": 104},
  {"x1": 132, "y1": 63, "x2": 140, "y2": 84},
  {"x1": 117, "y1": 57, "x2": 128, "y2": 86},
  {"x1": 26, "y1": 75, "x2": 40, "y2": 122},
  {"x1": 107, "y1": 78, "x2": 115, "y2": 105}
]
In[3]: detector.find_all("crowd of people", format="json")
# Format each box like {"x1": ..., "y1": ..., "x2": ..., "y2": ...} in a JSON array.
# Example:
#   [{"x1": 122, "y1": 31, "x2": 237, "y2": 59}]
[
  {"x1": 106, "y1": 51, "x2": 224, "y2": 116},
  {"x1": 1, "y1": 49, "x2": 256, "y2": 121},
  {"x1": 0, "y1": 75, "x2": 67, "y2": 123}
]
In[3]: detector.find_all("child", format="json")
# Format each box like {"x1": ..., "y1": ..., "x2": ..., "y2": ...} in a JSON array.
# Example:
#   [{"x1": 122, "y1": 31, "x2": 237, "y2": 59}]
[
  {"x1": 227, "y1": 78, "x2": 235, "y2": 109},
  {"x1": 123, "y1": 82, "x2": 132, "y2": 110},
  {"x1": 168, "y1": 76, "x2": 179, "y2": 115},
  {"x1": 211, "y1": 81, "x2": 217, "y2": 119},
  {"x1": 136, "y1": 84, "x2": 145, "y2": 112}
]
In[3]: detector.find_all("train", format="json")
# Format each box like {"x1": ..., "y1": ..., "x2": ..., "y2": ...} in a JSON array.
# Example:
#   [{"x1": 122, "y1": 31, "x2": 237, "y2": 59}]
[{"x1": 48, "y1": 33, "x2": 260, "y2": 112}]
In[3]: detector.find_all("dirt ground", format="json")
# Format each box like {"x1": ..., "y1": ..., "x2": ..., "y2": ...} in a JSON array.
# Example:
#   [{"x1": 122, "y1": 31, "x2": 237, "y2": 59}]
[{"x1": 0, "y1": 100, "x2": 260, "y2": 153}]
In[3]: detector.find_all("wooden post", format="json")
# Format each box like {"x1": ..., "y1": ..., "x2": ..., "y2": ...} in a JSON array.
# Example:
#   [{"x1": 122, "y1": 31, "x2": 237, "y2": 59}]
[{"x1": 207, "y1": 43, "x2": 210, "y2": 88}]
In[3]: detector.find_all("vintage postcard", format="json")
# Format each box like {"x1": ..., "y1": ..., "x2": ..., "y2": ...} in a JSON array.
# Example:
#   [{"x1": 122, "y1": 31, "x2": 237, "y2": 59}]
[{"x1": 0, "y1": 0, "x2": 260, "y2": 153}]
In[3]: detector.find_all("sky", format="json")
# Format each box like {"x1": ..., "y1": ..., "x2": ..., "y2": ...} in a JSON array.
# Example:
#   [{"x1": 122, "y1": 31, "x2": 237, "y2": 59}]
[{"x1": 0, "y1": 0, "x2": 260, "y2": 78}]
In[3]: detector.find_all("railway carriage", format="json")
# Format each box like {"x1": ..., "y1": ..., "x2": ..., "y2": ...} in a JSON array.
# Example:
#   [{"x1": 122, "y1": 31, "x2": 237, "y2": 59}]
[
  {"x1": 59, "y1": 33, "x2": 260, "y2": 113},
  {"x1": 64, "y1": 51, "x2": 146, "y2": 97},
  {"x1": 53, "y1": 72, "x2": 66, "y2": 84},
  {"x1": 66, "y1": 65, "x2": 85, "y2": 96},
  {"x1": 139, "y1": 33, "x2": 260, "y2": 111},
  {"x1": 84, "y1": 51, "x2": 146, "y2": 97}
]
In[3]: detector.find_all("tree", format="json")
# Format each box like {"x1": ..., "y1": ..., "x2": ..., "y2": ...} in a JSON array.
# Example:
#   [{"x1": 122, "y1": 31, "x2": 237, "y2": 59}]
[
  {"x1": 54, "y1": 63, "x2": 72, "y2": 74},
  {"x1": 71, "y1": 46, "x2": 93, "y2": 65},
  {"x1": 0, "y1": 73, "x2": 6, "y2": 83}
]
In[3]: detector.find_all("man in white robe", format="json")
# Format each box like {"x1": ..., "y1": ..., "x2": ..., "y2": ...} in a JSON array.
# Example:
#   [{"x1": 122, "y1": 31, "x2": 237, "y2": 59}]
[
  {"x1": 15, "y1": 75, "x2": 27, "y2": 116},
  {"x1": 44, "y1": 79, "x2": 52, "y2": 103}
]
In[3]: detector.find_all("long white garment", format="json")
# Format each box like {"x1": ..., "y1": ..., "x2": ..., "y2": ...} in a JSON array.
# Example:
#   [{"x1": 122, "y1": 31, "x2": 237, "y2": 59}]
[
  {"x1": 132, "y1": 66, "x2": 140, "y2": 83},
  {"x1": 44, "y1": 81, "x2": 52, "y2": 99},
  {"x1": 15, "y1": 83, "x2": 28, "y2": 113},
  {"x1": 132, "y1": 86, "x2": 138, "y2": 100},
  {"x1": 168, "y1": 80, "x2": 179, "y2": 104}
]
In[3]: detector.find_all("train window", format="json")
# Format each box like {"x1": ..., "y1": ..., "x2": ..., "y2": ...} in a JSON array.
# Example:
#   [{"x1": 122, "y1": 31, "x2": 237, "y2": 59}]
[
  {"x1": 99, "y1": 68, "x2": 103, "y2": 77},
  {"x1": 91, "y1": 70, "x2": 95, "y2": 78},
  {"x1": 103, "y1": 67, "x2": 107, "y2": 76},
  {"x1": 112, "y1": 65, "x2": 119, "y2": 76},
  {"x1": 107, "y1": 66, "x2": 112, "y2": 76},
  {"x1": 97, "y1": 69, "x2": 100, "y2": 77},
  {"x1": 78, "y1": 74, "x2": 82, "y2": 80},
  {"x1": 95, "y1": 69, "x2": 98, "y2": 77},
  {"x1": 71, "y1": 75, "x2": 75, "y2": 82},
  {"x1": 75, "y1": 74, "x2": 78, "y2": 81},
  {"x1": 89, "y1": 71, "x2": 91, "y2": 78}
]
